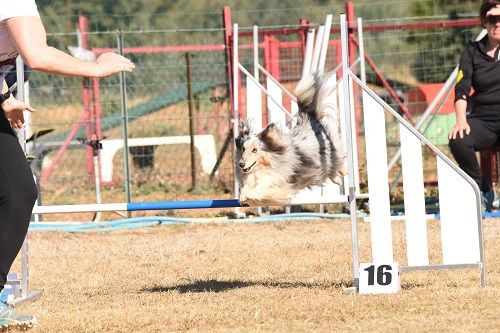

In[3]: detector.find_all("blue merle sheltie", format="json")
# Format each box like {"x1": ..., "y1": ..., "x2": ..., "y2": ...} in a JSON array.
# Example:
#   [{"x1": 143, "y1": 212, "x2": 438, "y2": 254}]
[{"x1": 235, "y1": 72, "x2": 346, "y2": 206}]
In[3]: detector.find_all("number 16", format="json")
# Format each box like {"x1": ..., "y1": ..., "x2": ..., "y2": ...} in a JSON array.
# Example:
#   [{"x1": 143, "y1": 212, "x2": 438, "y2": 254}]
[{"x1": 364, "y1": 264, "x2": 392, "y2": 286}]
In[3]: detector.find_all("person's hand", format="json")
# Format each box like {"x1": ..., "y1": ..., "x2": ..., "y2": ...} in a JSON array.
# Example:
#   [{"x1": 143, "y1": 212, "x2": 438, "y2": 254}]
[
  {"x1": 448, "y1": 120, "x2": 470, "y2": 140},
  {"x1": 96, "y1": 52, "x2": 135, "y2": 78},
  {"x1": 1, "y1": 95, "x2": 36, "y2": 130},
  {"x1": 486, "y1": 4, "x2": 500, "y2": 17}
]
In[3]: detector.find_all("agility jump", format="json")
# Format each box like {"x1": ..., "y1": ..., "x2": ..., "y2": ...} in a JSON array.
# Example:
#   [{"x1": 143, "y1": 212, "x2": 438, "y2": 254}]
[{"x1": 7, "y1": 13, "x2": 486, "y2": 304}]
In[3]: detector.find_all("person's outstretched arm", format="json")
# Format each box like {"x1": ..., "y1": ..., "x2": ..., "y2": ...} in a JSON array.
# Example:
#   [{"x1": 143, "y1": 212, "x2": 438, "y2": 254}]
[{"x1": 5, "y1": 16, "x2": 135, "y2": 78}]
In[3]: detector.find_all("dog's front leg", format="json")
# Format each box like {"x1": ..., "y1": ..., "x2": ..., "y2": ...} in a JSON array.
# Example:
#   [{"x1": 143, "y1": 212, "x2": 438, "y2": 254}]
[
  {"x1": 239, "y1": 182, "x2": 271, "y2": 206},
  {"x1": 239, "y1": 184, "x2": 255, "y2": 205},
  {"x1": 242, "y1": 183, "x2": 291, "y2": 206}
]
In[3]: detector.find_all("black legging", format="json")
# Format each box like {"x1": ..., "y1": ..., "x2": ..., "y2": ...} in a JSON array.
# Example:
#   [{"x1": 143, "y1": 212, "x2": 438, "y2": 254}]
[
  {"x1": 0, "y1": 108, "x2": 38, "y2": 292},
  {"x1": 449, "y1": 117, "x2": 500, "y2": 192}
]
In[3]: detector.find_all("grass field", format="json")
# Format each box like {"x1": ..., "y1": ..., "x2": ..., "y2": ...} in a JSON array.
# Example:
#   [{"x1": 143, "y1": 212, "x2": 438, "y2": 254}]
[{"x1": 6, "y1": 216, "x2": 500, "y2": 332}]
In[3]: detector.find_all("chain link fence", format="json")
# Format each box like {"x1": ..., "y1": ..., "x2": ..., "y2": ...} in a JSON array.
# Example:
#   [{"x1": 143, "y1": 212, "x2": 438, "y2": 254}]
[{"x1": 19, "y1": 4, "x2": 482, "y2": 220}]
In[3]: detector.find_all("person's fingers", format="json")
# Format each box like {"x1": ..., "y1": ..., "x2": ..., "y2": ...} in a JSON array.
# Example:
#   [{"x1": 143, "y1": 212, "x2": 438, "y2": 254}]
[
  {"x1": 97, "y1": 53, "x2": 135, "y2": 77},
  {"x1": 24, "y1": 104, "x2": 36, "y2": 112},
  {"x1": 465, "y1": 127, "x2": 470, "y2": 135},
  {"x1": 117, "y1": 59, "x2": 135, "y2": 71},
  {"x1": 459, "y1": 129, "x2": 464, "y2": 139}
]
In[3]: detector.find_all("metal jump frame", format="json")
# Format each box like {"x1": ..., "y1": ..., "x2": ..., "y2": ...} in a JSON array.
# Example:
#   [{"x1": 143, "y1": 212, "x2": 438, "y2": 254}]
[{"x1": 6, "y1": 13, "x2": 486, "y2": 305}]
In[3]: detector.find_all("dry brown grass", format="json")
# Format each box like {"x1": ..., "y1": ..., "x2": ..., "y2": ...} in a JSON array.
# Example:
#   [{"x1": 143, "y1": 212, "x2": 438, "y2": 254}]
[{"x1": 6, "y1": 216, "x2": 500, "y2": 333}]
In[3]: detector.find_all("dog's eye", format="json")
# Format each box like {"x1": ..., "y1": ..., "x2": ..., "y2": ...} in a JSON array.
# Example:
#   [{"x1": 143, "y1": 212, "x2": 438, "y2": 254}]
[{"x1": 252, "y1": 148, "x2": 257, "y2": 153}]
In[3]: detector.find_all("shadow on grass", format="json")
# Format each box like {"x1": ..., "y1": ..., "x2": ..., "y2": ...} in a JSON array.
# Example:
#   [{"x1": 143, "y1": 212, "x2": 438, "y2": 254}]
[
  {"x1": 142, "y1": 279, "x2": 354, "y2": 293},
  {"x1": 401, "y1": 283, "x2": 426, "y2": 290}
]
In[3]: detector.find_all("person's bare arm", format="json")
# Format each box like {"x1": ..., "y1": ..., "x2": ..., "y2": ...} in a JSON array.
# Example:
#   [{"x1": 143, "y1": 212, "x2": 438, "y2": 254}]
[{"x1": 5, "y1": 16, "x2": 134, "y2": 78}]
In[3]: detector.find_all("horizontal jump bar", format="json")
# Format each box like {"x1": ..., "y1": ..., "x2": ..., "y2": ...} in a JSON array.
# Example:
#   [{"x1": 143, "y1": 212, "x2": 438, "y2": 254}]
[
  {"x1": 32, "y1": 199, "x2": 241, "y2": 214},
  {"x1": 31, "y1": 196, "x2": 349, "y2": 214}
]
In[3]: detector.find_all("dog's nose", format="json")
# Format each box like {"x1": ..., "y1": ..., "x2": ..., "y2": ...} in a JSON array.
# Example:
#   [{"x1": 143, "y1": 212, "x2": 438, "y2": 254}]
[{"x1": 239, "y1": 162, "x2": 245, "y2": 168}]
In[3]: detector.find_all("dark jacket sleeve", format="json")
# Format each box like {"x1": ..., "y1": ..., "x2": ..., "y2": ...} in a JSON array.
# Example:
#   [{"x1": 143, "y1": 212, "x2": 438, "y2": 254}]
[{"x1": 454, "y1": 41, "x2": 474, "y2": 103}]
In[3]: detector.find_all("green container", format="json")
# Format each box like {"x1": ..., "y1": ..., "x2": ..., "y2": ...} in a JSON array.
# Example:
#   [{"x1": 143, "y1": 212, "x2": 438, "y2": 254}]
[{"x1": 417, "y1": 113, "x2": 456, "y2": 146}]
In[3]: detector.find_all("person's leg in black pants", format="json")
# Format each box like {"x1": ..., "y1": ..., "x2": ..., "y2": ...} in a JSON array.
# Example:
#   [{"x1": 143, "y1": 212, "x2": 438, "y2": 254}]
[
  {"x1": 0, "y1": 108, "x2": 38, "y2": 329},
  {"x1": 0, "y1": 110, "x2": 38, "y2": 293},
  {"x1": 449, "y1": 117, "x2": 500, "y2": 210}
]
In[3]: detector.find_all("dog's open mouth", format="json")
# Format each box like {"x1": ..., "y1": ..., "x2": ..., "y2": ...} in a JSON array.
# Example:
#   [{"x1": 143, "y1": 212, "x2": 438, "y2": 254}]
[{"x1": 242, "y1": 162, "x2": 256, "y2": 173}]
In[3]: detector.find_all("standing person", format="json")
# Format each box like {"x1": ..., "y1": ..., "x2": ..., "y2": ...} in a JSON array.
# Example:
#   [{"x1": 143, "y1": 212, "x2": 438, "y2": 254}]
[
  {"x1": 449, "y1": 0, "x2": 500, "y2": 212},
  {"x1": 0, "y1": 0, "x2": 135, "y2": 330}
]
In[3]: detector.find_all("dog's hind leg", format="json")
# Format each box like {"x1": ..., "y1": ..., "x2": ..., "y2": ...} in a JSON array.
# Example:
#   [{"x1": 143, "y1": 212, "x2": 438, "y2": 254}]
[{"x1": 329, "y1": 159, "x2": 347, "y2": 185}]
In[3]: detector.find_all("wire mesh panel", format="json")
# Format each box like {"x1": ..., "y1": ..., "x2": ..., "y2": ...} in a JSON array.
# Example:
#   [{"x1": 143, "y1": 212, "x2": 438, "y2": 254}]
[{"x1": 21, "y1": 3, "x2": 483, "y2": 220}]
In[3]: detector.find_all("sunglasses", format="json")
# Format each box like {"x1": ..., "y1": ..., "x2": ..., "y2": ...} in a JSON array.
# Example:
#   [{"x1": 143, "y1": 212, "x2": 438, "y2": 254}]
[{"x1": 485, "y1": 15, "x2": 500, "y2": 25}]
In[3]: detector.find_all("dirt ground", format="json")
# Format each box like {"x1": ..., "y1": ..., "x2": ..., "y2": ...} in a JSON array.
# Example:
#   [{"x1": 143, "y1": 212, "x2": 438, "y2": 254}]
[{"x1": 7, "y1": 216, "x2": 500, "y2": 333}]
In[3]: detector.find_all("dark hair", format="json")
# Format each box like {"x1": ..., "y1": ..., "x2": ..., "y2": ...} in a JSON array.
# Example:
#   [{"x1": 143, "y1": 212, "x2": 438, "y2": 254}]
[{"x1": 480, "y1": 0, "x2": 500, "y2": 26}]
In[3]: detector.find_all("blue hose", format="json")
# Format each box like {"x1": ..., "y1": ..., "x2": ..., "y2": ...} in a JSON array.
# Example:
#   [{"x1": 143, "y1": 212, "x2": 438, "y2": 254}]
[{"x1": 28, "y1": 212, "x2": 367, "y2": 233}]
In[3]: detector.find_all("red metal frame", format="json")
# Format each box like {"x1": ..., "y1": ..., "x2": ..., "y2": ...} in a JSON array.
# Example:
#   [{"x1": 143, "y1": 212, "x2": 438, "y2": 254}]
[
  {"x1": 93, "y1": 44, "x2": 225, "y2": 55},
  {"x1": 77, "y1": 16, "x2": 96, "y2": 176},
  {"x1": 41, "y1": 15, "x2": 97, "y2": 185},
  {"x1": 223, "y1": 6, "x2": 234, "y2": 126},
  {"x1": 42, "y1": 5, "x2": 485, "y2": 188}
]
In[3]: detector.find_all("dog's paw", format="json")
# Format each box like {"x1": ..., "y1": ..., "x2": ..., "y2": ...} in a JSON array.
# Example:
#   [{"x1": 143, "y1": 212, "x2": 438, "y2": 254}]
[
  {"x1": 332, "y1": 175, "x2": 343, "y2": 185},
  {"x1": 338, "y1": 164, "x2": 347, "y2": 177},
  {"x1": 243, "y1": 198, "x2": 261, "y2": 206},
  {"x1": 239, "y1": 187, "x2": 252, "y2": 204},
  {"x1": 239, "y1": 188, "x2": 265, "y2": 206},
  {"x1": 239, "y1": 192, "x2": 248, "y2": 204}
]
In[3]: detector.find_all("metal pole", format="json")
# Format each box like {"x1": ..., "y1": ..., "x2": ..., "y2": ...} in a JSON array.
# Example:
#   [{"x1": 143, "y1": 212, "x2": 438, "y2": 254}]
[
  {"x1": 310, "y1": 25, "x2": 324, "y2": 73},
  {"x1": 253, "y1": 26, "x2": 259, "y2": 80},
  {"x1": 357, "y1": 18, "x2": 366, "y2": 84},
  {"x1": 318, "y1": 14, "x2": 333, "y2": 72},
  {"x1": 340, "y1": 13, "x2": 360, "y2": 290},
  {"x1": 185, "y1": 52, "x2": 197, "y2": 189},
  {"x1": 232, "y1": 24, "x2": 239, "y2": 198},
  {"x1": 117, "y1": 31, "x2": 132, "y2": 210},
  {"x1": 15, "y1": 57, "x2": 30, "y2": 300},
  {"x1": 92, "y1": 139, "x2": 103, "y2": 222},
  {"x1": 301, "y1": 28, "x2": 315, "y2": 77}
]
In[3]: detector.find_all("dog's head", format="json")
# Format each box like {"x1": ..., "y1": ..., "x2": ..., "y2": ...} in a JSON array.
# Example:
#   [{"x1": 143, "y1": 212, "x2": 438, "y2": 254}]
[{"x1": 238, "y1": 122, "x2": 286, "y2": 173}]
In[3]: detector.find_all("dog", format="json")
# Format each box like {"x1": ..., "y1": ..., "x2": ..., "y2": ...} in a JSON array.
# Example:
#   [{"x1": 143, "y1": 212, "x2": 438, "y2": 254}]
[{"x1": 235, "y1": 72, "x2": 346, "y2": 206}]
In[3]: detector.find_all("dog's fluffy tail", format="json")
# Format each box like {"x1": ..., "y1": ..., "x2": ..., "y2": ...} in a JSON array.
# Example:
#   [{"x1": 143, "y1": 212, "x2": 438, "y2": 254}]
[{"x1": 295, "y1": 72, "x2": 345, "y2": 160}]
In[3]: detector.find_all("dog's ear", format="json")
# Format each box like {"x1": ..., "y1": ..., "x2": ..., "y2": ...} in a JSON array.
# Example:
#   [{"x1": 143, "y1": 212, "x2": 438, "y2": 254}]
[
  {"x1": 261, "y1": 123, "x2": 280, "y2": 136},
  {"x1": 259, "y1": 122, "x2": 285, "y2": 152}
]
